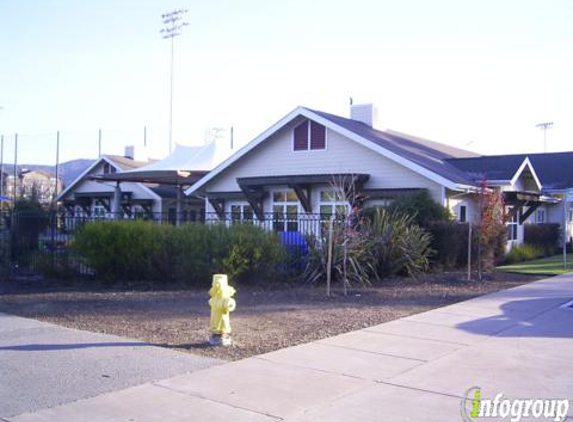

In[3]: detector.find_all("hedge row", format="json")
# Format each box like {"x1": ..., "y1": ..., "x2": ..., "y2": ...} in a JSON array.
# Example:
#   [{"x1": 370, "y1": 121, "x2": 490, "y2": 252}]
[
  {"x1": 524, "y1": 223, "x2": 560, "y2": 255},
  {"x1": 74, "y1": 221, "x2": 286, "y2": 286}
]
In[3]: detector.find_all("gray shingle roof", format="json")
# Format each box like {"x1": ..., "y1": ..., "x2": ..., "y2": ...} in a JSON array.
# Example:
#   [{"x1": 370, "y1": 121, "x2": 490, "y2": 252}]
[
  {"x1": 446, "y1": 155, "x2": 525, "y2": 182},
  {"x1": 448, "y1": 152, "x2": 573, "y2": 191},
  {"x1": 105, "y1": 155, "x2": 149, "y2": 171},
  {"x1": 306, "y1": 108, "x2": 477, "y2": 186}
]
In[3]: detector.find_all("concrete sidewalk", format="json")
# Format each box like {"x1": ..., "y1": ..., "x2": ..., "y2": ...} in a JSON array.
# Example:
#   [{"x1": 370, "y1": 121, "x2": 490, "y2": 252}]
[
  {"x1": 0, "y1": 314, "x2": 223, "y2": 419},
  {"x1": 4, "y1": 274, "x2": 573, "y2": 422}
]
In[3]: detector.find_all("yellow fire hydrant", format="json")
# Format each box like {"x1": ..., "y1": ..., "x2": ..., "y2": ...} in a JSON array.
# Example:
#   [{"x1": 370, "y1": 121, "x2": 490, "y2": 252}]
[{"x1": 208, "y1": 274, "x2": 236, "y2": 346}]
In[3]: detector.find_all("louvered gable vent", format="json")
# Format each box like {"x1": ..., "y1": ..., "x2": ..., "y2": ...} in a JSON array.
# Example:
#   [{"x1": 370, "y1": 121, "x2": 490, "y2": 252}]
[
  {"x1": 293, "y1": 121, "x2": 309, "y2": 150},
  {"x1": 293, "y1": 120, "x2": 326, "y2": 151}
]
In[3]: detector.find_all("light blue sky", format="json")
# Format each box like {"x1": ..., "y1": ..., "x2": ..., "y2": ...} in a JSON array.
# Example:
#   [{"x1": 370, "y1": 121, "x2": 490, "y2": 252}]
[{"x1": 1, "y1": 0, "x2": 572, "y2": 165}]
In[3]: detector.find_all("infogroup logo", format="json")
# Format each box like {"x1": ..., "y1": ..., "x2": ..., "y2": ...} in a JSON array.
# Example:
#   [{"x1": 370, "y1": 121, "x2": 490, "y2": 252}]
[{"x1": 461, "y1": 387, "x2": 570, "y2": 422}]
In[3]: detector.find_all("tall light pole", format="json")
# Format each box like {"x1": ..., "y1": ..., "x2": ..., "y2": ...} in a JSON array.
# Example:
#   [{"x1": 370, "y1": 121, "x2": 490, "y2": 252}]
[
  {"x1": 0, "y1": 134, "x2": 4, "y2": 212},
  {"x1": 536, "y1": 121, "x2": 553, "y2": 152},
  {"x1": 161, "y1": 9, "x2": 188, "y2": 155}
]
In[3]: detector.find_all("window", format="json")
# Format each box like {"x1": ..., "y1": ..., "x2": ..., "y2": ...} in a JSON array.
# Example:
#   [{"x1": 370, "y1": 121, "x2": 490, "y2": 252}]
[
  {"x1": 536, "y1": 209, "x2": 545, "y2": 224},
  {"x1": 103, "y1": 162, "x2": 116, "y2": 174},
  {"x1": 459, "y1": 205, "x2": 467, "y2": 223},
  {"x1": 319, "y1": 190, "x2": 348, "y2": 219},
  {"x1": 507, "y1": 211, "x2": 518, "y2": 241},
  {"x1": 272, "y1": 190, "x2": 299, "y2": 232},
  {"x1": 230, "y1": 203, "x2": 254, "y2": 224},
  {"x1": 293, "y1": 120, "x2": 326, "y2": 151},
  {"x1": 93, "y1": 205, "x2": 106, "y2": 219}
]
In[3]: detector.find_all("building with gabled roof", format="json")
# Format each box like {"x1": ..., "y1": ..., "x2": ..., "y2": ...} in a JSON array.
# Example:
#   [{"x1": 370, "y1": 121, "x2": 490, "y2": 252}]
[
  {"x1": 57, "y1": 152, "x2": 203, "y2": 222},
  {"x1": 186, "y1": 104, "x2": 563, "y2": 248}
]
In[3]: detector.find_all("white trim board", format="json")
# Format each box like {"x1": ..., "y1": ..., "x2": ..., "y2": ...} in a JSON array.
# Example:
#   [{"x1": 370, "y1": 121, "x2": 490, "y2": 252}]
[{"x1": 511, "y1": 157, "x2": 542, "y2": 190}]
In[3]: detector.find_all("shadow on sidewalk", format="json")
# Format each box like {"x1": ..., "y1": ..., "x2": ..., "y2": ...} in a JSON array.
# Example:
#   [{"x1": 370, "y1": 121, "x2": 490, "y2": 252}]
[
  {"x1": 456, "y1": 297, "x2": 573, "y2": 338},
  {"x1": 154, "y1": 341, "x2": 212, "y2": 350},
  {"x1": 0, "y1": 341, "x2": 149, "y2": 351}
]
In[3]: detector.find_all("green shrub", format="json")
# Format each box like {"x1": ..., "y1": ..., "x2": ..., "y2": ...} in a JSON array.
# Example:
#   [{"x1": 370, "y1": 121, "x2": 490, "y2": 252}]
[
  {"x1": 524, "y1": 224, "x2": 559, "y2": 255},
  {"x1": 304, "y1": 209, "x2": 433, "y2": 287},
  {"x1": 504, "y1": 244, "x2": 545, "y2": 265},
  {"x1": 426, "y1": 221, "x2": 469, "y2": 269},
  {"x1": 169, "y1": 224, "x2": 216, "y2": 285},
  {"x1": 73, "y1": 221, "x2": 286, "y2": 285},
  {"x1": 11, "y1": 200, "x2": 49, "y2": 263},
  {"x1": 385, "y1": 190, "x2": 451, "y2": 227},
  {"x1": 218, "y1": 223, "x2": 285, "y2": 284},
  {"x1": 366, "y1": 208, "x2": 433, "y2": 278},
  {"x1": 304, "y1": 226, "x2": 374, "y2": 287},
  {"x1": 73, "y1": 220, "x2": 162, "y2": 282},
  {"x1": 33, "y1": 252, "x2": 77, "y2": 280}
]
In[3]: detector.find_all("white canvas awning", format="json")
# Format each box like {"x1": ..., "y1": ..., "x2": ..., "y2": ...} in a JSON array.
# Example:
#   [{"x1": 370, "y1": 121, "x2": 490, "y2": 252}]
[{"x1": 93, "y1": 142, "x2": 231, "y2": 186}]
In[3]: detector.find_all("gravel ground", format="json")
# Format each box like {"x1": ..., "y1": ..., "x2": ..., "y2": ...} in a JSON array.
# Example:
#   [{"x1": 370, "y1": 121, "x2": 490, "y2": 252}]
[{"x1": 0, "y1": 272, "x2": 544, "y2": 361}]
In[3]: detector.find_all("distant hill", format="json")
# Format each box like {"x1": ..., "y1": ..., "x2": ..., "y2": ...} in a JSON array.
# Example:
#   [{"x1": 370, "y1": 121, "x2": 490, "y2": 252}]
[{"x1": 1, "y1": 159, "x2": 95, "y2": 188}]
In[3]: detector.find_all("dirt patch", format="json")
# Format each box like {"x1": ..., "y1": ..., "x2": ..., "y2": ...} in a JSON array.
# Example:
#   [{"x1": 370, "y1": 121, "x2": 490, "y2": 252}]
[{"x1": 0, "y1": 272, "x2": 544, "y2": 361}]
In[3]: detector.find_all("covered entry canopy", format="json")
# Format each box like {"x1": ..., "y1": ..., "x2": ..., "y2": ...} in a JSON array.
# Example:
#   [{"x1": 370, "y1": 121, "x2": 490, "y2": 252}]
[
  {"x1": 233, "y1": 173, "x2": 370, "y2": 219},
  {"x1": 90, "y1": 142, "x2": 232, "y2": 224},
  {"x1": 92, "y1": 143, "x2": 223, "y2": 186},
  {"x1": 503, "y1": 190, "x2": 560, "y2": 224}
]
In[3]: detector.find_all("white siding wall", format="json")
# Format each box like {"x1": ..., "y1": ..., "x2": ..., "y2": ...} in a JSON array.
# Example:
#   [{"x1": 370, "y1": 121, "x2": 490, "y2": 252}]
[
  {"x1": 61, "y1": 161, "x2": 162, "y2": 214},
  {"x1": 446, "y1": 192, "x2": 479, "y2": 223},
  {"x1": 546, "y1": 198, "x2": 573, "y2": 244},
  {"x1": 72, "y1": 162, "x2": 156, "y2": 201},
  {"x1": 205, "y1": 127, "x2": 443, "y2": 205}
]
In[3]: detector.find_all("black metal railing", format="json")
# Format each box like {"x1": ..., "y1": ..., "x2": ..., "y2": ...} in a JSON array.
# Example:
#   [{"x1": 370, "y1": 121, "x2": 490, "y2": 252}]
[{"x1": 2, "y1": 210, "x2": 346, "y2": 279}]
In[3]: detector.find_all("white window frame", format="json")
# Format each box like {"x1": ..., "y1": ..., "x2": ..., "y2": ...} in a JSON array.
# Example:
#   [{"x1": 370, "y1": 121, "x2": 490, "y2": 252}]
[
  {"x1": 271, "y1": 188, "x2": 301, "y2": 232},
  {"x1": 291, "y1": 120, "x2": 328, "y2": 152},
  {"x1": 507, "y1": 210, "x2": 519, "y2": 241},
  {"x1": 228, "y1": 202, "x2": 255, "y2": 224},
  {"x1": 318, "y1": 189, "x2": 349, "y2": 218},
  {"x1": 93, "y1": 203, "x2": 113, "y2": 219},
  {"x1": 536, "y1": 208, "x2": 545, "y2": 224}
]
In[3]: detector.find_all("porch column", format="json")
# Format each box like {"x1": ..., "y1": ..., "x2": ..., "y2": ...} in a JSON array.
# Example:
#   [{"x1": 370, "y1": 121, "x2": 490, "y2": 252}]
[
  {"x1": 176, "y1": 184, "x2": 182, "y2": 226},
  {"x1": 113, "y1": 182, "x2": 122, "y2": 220}
]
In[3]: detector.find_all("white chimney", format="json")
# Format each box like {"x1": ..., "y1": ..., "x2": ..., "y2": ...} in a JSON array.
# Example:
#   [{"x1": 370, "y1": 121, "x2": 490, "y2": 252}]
[
  {"x1": 124, "y1": 145, "x2": 135, "y2": 160},
  {"x1": 350, "y1": 103, "x2": 377, "y2": 127}
]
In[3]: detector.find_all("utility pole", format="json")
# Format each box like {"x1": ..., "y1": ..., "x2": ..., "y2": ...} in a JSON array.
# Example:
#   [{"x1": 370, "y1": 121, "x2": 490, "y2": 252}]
[
  {"x1": 161, "y1": 9, "x2": 188, "y2": 155},
  {"x1": 536, "y1": 122, "x2": 553, "y2": 152},
  {"x1": 55, "y1": 131, "x2": 60, "y2": 204},
  {"x1": 0, "y1": 134, "x2": 4, "y2": 212},
  {"x1": 13, "y1": 133, "x2": 17, "y2": 200},
  {"x1": 0, "y1": 109, "x2": 3, "y2": 207}
]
